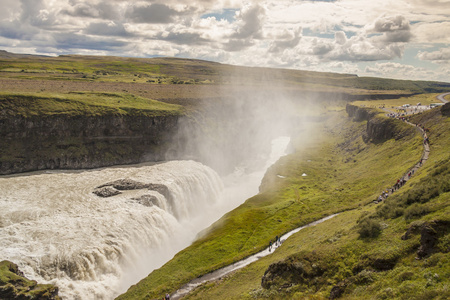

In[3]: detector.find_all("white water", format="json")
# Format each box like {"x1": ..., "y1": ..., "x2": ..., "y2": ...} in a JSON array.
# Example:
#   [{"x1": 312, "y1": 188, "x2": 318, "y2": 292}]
[{"x1": 0, "y1": 137, "x2": 290, "y2": 299}]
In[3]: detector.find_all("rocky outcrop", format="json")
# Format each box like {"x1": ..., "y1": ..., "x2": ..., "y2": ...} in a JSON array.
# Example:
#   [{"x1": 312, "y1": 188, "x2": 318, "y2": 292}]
[
  {"x1": 261, "y1": 255, "x2": 326, "y2": 290},
  {"x1": 0, "y1": 113, "x2": 182, "y2": 175},
  {"x1": 401, "y1": 220, "x2": 449, "y2": 259},
  {"x1": 417, "y1": 220, "x2": 450, "y2": 258},
  {"x1": 93, "y1": 186, "x2": 122, "y2": 197},
  {"x1": 93, "y1": 178, "x2": 173, "y2": 207},
  {"x1": 442, "y1": 102, "x2": 450, "y2": 116},
  {"x1": 0, "y1": 260, "x2": 60, "y2": 300}
]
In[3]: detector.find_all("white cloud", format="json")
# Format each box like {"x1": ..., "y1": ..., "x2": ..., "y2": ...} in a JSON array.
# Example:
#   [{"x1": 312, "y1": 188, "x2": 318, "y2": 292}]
[{"x1": 417, "y1": 48, "x2": 450, "y2": 64}]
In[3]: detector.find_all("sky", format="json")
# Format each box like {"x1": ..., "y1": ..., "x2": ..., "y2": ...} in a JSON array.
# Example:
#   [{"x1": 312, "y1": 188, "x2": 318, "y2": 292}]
[{"x1": 0, "y1": 0, "x2": 449, "y2": 82}]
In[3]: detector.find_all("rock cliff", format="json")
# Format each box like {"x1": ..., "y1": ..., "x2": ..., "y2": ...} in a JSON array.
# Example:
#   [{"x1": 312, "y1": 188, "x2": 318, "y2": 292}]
[{"x1": 0, "y1": 113, "x2": 182, "y2": 175}]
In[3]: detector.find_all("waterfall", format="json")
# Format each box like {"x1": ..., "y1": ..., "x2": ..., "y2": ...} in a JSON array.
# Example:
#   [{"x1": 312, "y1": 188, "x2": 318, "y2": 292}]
[
  {"x1": 0, "y1": 136, "x2": 290, "y2": 299},
  {"x1": 0, "y1": 160, "x2": 223, "y2": 300}
]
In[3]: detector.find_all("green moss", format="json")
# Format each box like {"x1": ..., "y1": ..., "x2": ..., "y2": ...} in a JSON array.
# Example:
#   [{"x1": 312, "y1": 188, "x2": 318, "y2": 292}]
[{"x1": 0, "y1": 260, "x2": 60, "y2": 299}]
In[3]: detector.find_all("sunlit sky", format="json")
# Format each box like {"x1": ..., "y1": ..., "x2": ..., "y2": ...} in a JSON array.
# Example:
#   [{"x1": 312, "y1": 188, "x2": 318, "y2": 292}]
[{"x1": 1, "y1": 0, "x2": 449, "y2": 82}]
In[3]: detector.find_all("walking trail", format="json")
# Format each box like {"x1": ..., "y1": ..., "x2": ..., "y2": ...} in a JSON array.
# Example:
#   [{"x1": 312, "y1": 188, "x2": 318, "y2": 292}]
[{"x1": 168, "y1": 94, "x2": 448, "y2": 299}]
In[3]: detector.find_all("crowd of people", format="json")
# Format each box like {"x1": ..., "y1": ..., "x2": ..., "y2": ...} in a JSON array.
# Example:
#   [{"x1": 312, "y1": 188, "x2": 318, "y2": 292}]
[{"x1": 375, "y1": 107, "x2": 430, "y2": 204}]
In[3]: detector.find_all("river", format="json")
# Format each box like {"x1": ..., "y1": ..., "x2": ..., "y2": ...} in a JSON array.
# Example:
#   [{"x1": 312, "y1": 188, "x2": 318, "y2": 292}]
[{"x1": 0, "y1": 137, "x2": 290, "y2": 299}]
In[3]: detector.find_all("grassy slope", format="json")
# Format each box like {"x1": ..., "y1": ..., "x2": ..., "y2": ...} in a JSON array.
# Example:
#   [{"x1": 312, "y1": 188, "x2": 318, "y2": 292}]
[
  {"x1": 168, "y1": 107, "x2": 448, "y2": 300},
  {"x1": 0, "y1": 92, "x2": 184, "y2": 117},
  {"x1": 175, "y1": 105, "x2": 450, "y2": 300},
  {"x1": 117, "y1": 101, "x2": 436, "y2": 299}
]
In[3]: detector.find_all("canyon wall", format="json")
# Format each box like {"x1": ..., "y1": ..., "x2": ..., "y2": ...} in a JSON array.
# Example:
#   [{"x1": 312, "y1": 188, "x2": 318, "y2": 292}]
[{"x1": 0, "y1": 113, "x2": 182, "y2": 175}]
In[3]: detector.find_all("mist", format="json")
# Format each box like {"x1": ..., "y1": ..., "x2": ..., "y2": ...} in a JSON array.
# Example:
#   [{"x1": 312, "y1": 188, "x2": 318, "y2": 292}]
[{"x1": 167, "y1": 71, "x2": 311, "y2": 175}]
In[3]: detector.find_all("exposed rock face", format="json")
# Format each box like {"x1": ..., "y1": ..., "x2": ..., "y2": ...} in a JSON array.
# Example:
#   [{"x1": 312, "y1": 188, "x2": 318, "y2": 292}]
[
  {"x1": 0, "y1": 260, "x2": 60, "y2": 300},
  {"x1": 0, "y1": 114, "x2": 182, "y2": 175},
  {"x1": 346, "y1": 104, "x2": 377, "y2": 122}
]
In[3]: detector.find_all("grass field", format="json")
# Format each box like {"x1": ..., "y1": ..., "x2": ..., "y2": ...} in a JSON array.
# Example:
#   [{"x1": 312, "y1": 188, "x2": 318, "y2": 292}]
[{"x1": 0, "y1": 92, "x2": 184, "y2": 117}]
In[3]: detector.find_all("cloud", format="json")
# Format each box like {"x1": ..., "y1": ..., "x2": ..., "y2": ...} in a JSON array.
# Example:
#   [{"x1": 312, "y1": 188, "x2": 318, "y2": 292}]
[
  {"x1": 417, "y1": 48, "x2": 450, "y2": 64},
  {"x1": 84, "y1": 22, "x2": 130, "y2": 37},
  {"x1": 126, "y1": 3, "x2": 181, "y2": 24},
  {"x1": 230, "y1": 4, "x2": 265, "y2": 39},
  {"x1": 223, "y1": 4, "x2": 266, "y2": 51},
  {"x1": 53, "y1": 32, "x2": 126, "y2": 51},
  {"x1": 373, "y1": 15, "x2": 410, "y2": 32},
  {"x1": 156, "y1": 31, "x2": 209, "y2": 45},
  {"x1": 412, "y1": 21, "x2": 450, "y2": 44},
  {"x1": 62, "y1": 2, "x2": 120, "y2": 20},
  {"x1": 372, "y1": 15, "x2": 412, "y2": 44},
  {"x1": 223, "y1": 38, "x2": 254, "y2": 52},
  {"x1": 268, "y1": 27, "x2": 302, "y2": 53}
]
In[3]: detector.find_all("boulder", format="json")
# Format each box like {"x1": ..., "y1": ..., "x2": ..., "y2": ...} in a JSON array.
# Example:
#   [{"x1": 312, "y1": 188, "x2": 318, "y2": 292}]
[{"x1": 93, "y1": 186, "x2": 121, "y2": 197}]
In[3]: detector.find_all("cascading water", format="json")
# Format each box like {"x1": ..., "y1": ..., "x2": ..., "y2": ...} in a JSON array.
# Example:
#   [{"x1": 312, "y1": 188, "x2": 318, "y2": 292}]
[{"x1": 0, "y1": 137, "x2": 290, "y2": 300}]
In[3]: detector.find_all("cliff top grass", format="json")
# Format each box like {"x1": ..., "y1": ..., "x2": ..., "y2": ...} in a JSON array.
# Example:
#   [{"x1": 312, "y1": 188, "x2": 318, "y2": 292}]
[
  {"x1": 117, "y1": 101, "x2": 435, "y2": 300},
  {"x1": 0, "y1": 92, "x2": 184, "y2": 117}
]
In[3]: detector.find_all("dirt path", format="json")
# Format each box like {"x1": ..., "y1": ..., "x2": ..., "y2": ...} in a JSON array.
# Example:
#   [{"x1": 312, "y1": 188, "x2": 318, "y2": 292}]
[{"x1": 376, "y1": 109, "x2": 430, "y2": 203}]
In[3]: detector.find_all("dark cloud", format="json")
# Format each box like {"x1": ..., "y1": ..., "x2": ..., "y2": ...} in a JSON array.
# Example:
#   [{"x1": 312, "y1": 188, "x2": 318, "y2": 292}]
[
  {"x1": 155, "y1": 31, "x2": 209, "y2": 45},
  {"x1": 20, "y1": 0, "x2": 56, "y2": 28},
  {"x1": 62, "y1": 2, "x2": 120, "y2": 20},
  {"x1": 0, "y1": 20, "x2": 38, "y2": 40},
  {"x1": 53, "y1": 32, "x2": 126, "y2": 50},
  {"x1": 126, "y1": 3, "x2": 179, "y2": 24},
  {"x1": 373, "y1": 15, "x2": 412, "y2": 43},
  {"x1": 84, "y1": 22, "x2": 130, "y2": 37},
  {"x1": 223, "y1": 38, "x2": 254, "y2": 52}
]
